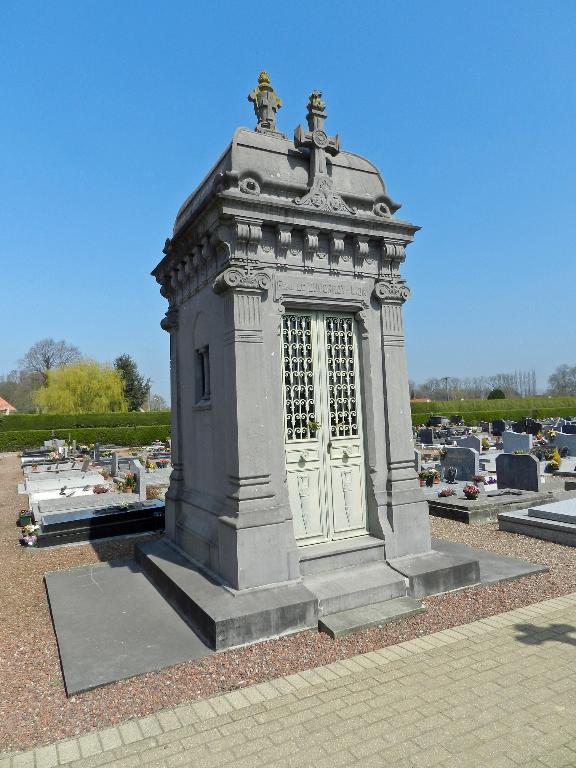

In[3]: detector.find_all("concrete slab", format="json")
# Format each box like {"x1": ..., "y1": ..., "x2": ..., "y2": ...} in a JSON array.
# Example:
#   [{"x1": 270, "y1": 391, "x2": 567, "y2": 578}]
[
  {"x1": 431, "y1": 538, "x2": 548, "y2": 585},
  {"x1": 498, "y1": 509, "x2": 576, "y2": 547},
  {"x1": 318, "y1": 597, "x2": 425, "y2": 638},
  {"x1": 528, "y1": 498, "x2": 576, "y2": 523},
  {"x1": 45, "y1": 559, "x2": 212, "y2": 696}
]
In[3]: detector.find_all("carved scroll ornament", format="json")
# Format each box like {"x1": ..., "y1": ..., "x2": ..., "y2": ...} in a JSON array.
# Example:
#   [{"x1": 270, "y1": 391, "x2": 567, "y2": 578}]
[{"x1": 373, "y1": 275, "x2": 411, "y2": 303}]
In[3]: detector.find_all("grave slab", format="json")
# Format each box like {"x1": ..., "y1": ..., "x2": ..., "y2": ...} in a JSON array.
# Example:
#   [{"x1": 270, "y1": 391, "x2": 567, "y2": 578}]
[
  {"x1": 428, "y1": 489, "x2": 554, "y2": 524},
  {"x1": 45, "y1": 559, "x2": 212, "y2": 695}
]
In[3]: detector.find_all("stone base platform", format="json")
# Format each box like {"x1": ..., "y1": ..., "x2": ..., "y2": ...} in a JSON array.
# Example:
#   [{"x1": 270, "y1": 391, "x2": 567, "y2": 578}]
[
  {"x1": 135, "y1": 539, "x2": 318, "y2": 650},
  {"x1": 428, "y1": 489, "x2": 555, "y2": 524},
  {"x1": 136, "y1": 535, "x2": 484, "y2": 649},
  {"x1": 499, "y1": 498, "x2": 576, "y2": 546}
]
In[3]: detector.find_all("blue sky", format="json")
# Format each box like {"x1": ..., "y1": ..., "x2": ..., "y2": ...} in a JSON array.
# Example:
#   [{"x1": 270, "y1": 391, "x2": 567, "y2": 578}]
[{"x1": 1, "y1": 0, "x2": 575, "y2": 399}]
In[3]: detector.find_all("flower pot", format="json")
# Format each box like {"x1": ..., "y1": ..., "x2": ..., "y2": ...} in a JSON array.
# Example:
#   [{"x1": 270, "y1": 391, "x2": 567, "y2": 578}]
[
  {"x1": 125, "y1": 487, "x2": 133, "y2": 494},
  {"x1": 419, "y1": 479, "x2": 425, "y2": 487},
  {"x1": 18, "y1": 513, "x2": 31, "y2": 527},
  {"x1": 464, "y1": 493, "x2": 479, "y2": 500}
]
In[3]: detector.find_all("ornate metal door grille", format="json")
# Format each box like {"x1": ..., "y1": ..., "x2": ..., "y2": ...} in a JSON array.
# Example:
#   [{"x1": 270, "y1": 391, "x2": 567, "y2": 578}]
[
  {"x1": 325, "y1": 316, "x2": 358, "y2": 439},
  {"x1": 282, "y1": 314, "x2": 317, "y2": 441},
  {"x1": 282, "y1": 311, "x2": 367, "y2": 545}
]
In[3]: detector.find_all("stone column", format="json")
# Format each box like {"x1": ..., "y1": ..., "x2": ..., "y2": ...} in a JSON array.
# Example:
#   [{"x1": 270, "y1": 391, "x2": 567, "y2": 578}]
[
  {"x1": 161, "y1": 306, "x2": 182, "y2": 539},
  {"x1": 213, "y1": 266, "x2": 300, "y2": 590},
  {"x1": 375, "y1": 254, "x2": 432, "y2": 559}
]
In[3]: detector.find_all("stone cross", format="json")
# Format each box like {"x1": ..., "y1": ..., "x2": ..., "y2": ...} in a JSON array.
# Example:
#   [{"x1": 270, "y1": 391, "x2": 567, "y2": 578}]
[{"x1": 294, "y1": 91, "x2": 354, "y2": 215}]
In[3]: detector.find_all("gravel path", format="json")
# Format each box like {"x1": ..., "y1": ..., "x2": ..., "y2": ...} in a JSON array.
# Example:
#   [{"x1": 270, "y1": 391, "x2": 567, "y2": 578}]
[{"x1": 1, "y1": 452, "x2": 575, "y2": 754}]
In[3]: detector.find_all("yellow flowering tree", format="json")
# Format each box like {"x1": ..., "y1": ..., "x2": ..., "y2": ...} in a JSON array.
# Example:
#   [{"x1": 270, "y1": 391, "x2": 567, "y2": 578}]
[{"x1": 34, "y1": 360, "x2": 128, "y2": 413}]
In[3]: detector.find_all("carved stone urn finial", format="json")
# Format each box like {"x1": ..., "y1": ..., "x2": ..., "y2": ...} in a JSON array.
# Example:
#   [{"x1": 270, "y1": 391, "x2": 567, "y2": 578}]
[{"x1": 248, "y1": 71, "x2": 282, "y2": 133}]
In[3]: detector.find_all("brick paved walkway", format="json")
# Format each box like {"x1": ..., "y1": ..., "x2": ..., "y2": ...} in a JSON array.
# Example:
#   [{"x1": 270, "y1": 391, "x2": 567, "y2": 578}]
[{"x1": 5, "y1": 593, "x2": 576, "y2": 768}]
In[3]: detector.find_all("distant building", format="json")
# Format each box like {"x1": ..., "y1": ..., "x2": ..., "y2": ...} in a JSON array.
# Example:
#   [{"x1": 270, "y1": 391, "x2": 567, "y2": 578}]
[{"x1": 0, "y1": 396, "x2": 17, "y2": 415}]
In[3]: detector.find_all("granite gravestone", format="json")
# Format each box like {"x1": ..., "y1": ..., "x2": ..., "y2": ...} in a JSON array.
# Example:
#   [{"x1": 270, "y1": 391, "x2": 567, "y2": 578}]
[
  {"x1": 562, "y1": 424, "x2": 576, "y2": 435},
  {"x1": 552, "y1": 433, "x2": 576, "y2": 457},
  {"x1": 138, "y1": 73, "x2": 478, "y2": 650},
  {"x1": 418, "y1": 428, "x2": 434, "y2": 445},
  {"x1": 502, "y1": 431, "x2": 533, "y2": 453},
  {"x1": 496, "y1": 453, "x2": 540, "y2": 492},
  {"x1": 414, "y1": 449, "x2": 422, "y2": 474},
  {"x1": 456, "y1": 434, "x2": 482, "y2": 453},
  {"x1": 440, "y1": 447, "x2": 479, "y2": 482},
  {"x1": 492, "y1": 419, "x2": 506, "y2": 437}
]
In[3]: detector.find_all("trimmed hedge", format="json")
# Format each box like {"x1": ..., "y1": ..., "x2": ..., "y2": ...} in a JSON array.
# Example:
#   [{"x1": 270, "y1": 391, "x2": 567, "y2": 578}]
[
  {"x1": 0, "y1": 425, "x2": 171, "y2": 452},
  {"x1": 410, "y1": 396, "x2": 576, "y2": 414},
  {"x1": 410, "y1": 396, "x2": 576, "y2": 426},
  {"x1": 0, "y1": 411, "x2": 170, "y2": 432}
]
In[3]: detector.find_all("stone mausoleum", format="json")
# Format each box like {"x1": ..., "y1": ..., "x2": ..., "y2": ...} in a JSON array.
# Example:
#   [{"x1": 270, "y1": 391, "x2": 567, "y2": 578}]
[{"x1": 138, "y1": 73, "x2": 479, "y2": 648}]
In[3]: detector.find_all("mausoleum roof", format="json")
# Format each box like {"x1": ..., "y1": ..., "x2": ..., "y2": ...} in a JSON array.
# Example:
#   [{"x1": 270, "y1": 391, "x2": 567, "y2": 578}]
[{"x1": 172, "y1": 76, "x2": 404, "y2": 237}]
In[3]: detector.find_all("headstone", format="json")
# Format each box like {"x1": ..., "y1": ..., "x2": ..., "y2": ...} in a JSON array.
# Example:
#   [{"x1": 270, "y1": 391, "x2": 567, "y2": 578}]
[
  {"x1": 502, "y1": 431, "x2": 533, "y2": 453},
  {"x1": 111, "y1": 452, "x2": 119, "y2": 477},
  {"x1": 478, "y1": 421, "x2": 490, "y2": 433},
  {"x1": 525, "y1": 419, "x2": 542, "y2": 436},
  {"x1": 427, "y1": 415, "x2": 443, "y2": 427},
  {"x1": 551, "y1": 433, "x2": 576, "y2": 457},
  {"x1": 496, "y1": 453, "x2": 540, "y2": 491},
  {"x1": 450, "y1": 415, "x2": 463, "y2": 425},
  {"x1": 94, "y1": 442, "x2": 101, "y2": 463},
  {"x1": 130, "y1": 459, "x2": 147, "y2": 502},
  {"x1": 418, "y1": 428, "x2": 434, "y2": 445},
  {"x1": 512, "y1": 420, "x2": 525, "y2": 433},
  {"x1": 71, "y1": 440, "x2": 77, "y2": 455},
  {"x1": 80, "y1": 457, "x2": 90, "y2": 473},
  {"x1": 440, "y1": 447, "x2": 479, "y2": 482},
  {"x1": 456, "y1": 434, "x2": 482, "y2": 454},
  {"x1": 562, "y1": 424, "x2": 576, "y2": 434},
  {"x1": 491, "y1": 419, "x2": 506, "y2": 437},
  {"x1": 414, "y1": 449, "x2": 421, "y2": 474}
]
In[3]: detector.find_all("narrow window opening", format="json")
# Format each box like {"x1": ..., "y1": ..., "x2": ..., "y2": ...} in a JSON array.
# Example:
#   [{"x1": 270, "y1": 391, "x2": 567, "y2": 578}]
[{"x1": 196, "y1": 345, "x2": 210, "y2": 403}]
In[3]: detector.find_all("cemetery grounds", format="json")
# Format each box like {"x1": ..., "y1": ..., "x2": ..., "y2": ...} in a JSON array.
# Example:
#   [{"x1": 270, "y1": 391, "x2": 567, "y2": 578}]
[{"x1": 2, "y1": 453, "x2": 576, "y2": 755}]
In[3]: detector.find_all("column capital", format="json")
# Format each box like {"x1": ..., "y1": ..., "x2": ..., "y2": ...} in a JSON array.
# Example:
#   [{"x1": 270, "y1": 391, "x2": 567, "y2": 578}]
[
  {"x1": 373, "y1": 275, "x2": 411, "y2": 304},
  {"x1": 213, "y1": 266, "x2": 271, "y2": 295}
]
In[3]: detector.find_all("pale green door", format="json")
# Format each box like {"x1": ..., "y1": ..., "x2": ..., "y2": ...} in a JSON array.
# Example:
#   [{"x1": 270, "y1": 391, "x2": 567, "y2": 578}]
[{"x1": 282, "y1": 311, "x2": 367, "y2": 545}]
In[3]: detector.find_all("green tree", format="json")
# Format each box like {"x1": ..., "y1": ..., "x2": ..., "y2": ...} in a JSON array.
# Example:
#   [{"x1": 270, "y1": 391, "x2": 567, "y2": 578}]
[
  {"x1": 34, "y1": 361, "x2": 127, "y2": 413},
  {"x1": 487, "y1": 388, "x2": 506, "y2": 400},
  {"x1": 114, "y1": 355, "x2": 150, "y2": 411}
]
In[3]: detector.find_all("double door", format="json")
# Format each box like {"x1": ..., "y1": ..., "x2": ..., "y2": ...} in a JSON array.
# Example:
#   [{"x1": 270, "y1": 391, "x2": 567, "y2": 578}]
[{"x1": 282, "y1": 311, "x2": 367, "y2": 545}]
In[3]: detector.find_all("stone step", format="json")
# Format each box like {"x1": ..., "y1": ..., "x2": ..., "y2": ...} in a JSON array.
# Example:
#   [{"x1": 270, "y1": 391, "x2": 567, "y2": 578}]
[
  {"x1": 318, "y1": 596, "x2": 425, "y2": 639},
  {"x1": 388, "y1": 548, "x2": 480, "y2": 598},
  {"x1": 304, "y1": 562, "x2": 407, "y2": 616},
  {"x1": 298, "y1": 535, "x2": 385, "y2": 576}
]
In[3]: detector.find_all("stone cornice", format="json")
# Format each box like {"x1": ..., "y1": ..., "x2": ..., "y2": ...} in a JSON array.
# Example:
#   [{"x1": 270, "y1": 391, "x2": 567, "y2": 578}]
[{"x1": 153, "y1": 212, "x2": 414, "y2": 318}]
